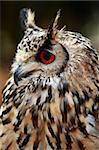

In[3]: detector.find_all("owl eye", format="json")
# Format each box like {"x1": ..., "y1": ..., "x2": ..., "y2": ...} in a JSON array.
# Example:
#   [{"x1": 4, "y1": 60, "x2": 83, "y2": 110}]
[{"x1": 37, "y1": 50, "x2": 55, "y2": 64}]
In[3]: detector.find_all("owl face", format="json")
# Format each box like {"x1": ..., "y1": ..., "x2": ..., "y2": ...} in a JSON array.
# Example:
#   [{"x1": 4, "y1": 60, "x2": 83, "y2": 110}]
[
  {"x1": 12, "y1": 9, "x2": 69, "y2": 86},
  {"x1": 12, "y1": 8, "x2": 96, "y2": 91}
]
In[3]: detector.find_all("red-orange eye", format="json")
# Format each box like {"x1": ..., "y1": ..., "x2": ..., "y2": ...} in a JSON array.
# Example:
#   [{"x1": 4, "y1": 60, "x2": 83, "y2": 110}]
[{"x1": 37, "y1": 50, "x2": 55, "y2": 64}]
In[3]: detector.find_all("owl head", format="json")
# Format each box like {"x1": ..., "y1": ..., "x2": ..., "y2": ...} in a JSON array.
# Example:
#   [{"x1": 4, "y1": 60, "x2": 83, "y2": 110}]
[
  {"x1": 12, "y1": 8, "x2": 70, "y2": 86},
  {"x1": 12, "y1": 8, "x2": 98, "y2": 93}
]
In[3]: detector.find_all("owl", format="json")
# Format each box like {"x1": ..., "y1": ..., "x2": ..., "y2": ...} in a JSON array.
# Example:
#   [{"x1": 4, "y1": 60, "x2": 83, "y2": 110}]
[{"x1": 0, "y1": 8, "x2": 99, "y2": 150}]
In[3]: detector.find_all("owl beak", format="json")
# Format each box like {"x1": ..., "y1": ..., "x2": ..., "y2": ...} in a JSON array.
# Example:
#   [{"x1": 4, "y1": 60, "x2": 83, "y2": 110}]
[
  {"x1": 14, "y1": 66, "x2": 22, "y2": 86},
  {"x1": 47, "y1": 9, "x2": 61, "y2": 39},
  {"x1": 14, "y1": 66, "x2": 40, "y2": 86},
  {"x1": 13, "y1": 66, "x2": 30, "y2": 86}
]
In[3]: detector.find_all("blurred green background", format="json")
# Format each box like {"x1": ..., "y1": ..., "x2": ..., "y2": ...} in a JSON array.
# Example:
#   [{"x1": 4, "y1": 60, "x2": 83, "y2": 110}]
[{"x1": 0, "y1": 1, "x2": 99, "y2": 99}]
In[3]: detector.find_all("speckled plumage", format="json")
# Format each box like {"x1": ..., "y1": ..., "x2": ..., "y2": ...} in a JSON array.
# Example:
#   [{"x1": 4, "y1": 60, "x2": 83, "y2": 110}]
[{"x1": 0, "y1": 8, "x2": 99, "y2": 150}]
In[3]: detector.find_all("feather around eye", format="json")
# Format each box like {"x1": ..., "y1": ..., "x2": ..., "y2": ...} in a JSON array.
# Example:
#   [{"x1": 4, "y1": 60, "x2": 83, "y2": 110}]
[{"x1": 37, "y1": 50, "x2": 55, "y2": 64}]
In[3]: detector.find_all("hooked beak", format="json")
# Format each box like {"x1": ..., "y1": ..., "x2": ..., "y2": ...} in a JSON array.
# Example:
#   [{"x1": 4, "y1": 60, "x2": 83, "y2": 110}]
[
  {"x1": 14, "y1": 66, "x2": 43, "y2": 86},
  {"x1": 14, "y1": 65, "x2": 22, "y2": 86}
]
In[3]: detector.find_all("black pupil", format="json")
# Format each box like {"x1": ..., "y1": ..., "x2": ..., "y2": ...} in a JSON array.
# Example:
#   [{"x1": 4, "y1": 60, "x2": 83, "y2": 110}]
[{"x1": 43, "y1": 51, "x2": 51, "y2": 60}]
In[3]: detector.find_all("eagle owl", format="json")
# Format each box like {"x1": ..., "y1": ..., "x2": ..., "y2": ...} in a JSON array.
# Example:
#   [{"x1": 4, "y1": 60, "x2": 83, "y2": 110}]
[{"x1": 0, "y1": 8, "x2": 99, "y2": 150}]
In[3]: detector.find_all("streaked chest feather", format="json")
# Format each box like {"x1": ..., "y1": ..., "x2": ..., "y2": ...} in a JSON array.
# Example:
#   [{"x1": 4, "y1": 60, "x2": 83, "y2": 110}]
[{"x1": 0, "y1": 77, "x2": 98, "y2": 150}]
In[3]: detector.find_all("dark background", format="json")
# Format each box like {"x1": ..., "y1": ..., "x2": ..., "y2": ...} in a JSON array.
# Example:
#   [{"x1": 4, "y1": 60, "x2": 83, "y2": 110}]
[{"x1": 0, "y1": 1, "x2": 99, "y2": 99}]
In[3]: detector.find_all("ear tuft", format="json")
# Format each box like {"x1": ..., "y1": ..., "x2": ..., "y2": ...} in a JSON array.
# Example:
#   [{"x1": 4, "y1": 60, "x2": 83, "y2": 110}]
[
  {"x1": 53, "y1": 9, "x2": 61, "y2": 30},
  {"x1": 47, "y1": 9, "x2": 61, "y2": 39},
  {"x1": 20, "y1": 8, "x2": 35, "y2": 30}
]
